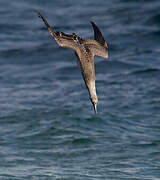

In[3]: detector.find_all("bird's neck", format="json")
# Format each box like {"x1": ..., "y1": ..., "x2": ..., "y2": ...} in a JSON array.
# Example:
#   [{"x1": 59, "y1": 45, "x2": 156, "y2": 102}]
[{"x1": 87, "y1": 81, "x2": 98, "y2": 102}]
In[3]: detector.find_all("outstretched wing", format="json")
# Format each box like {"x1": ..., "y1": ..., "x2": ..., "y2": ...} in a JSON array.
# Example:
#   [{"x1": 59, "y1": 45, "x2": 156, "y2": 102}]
[
  {"x1": 90, "y1": 21, "x2": 107, "y2": 48},
  {"x1": 37, "y1": 12, "x2": 80, "y2": 53},
  {"x1": 83, "y1": 39, "x2": 108, "y2": 59},
  {"x1": 37, "y1": 11, "x2": 56, "y2": 39},
  {"x1": 82, "y1": 22, "x2": 108, "y2": 59}
]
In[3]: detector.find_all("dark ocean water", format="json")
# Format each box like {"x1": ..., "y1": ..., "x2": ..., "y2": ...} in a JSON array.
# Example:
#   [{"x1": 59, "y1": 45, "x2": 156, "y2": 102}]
[{"x1": 0, "y1": 0, "x2": 160, "y2": 179}]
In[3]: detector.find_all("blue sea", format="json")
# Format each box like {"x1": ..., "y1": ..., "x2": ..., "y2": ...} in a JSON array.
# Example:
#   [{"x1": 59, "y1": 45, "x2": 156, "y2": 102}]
[{"x1": 0, "y1": 0, "x2": 160, "y2": 179}]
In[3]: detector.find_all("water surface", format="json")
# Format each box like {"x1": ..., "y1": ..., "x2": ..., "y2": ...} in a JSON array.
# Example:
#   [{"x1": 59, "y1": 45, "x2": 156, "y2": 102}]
[{"x1": 0, "y1": 0, "x2": 160, "y2": 179}]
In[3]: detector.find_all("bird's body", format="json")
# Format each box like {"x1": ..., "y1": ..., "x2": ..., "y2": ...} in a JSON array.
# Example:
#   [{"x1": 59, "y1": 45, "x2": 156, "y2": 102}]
[{"x1": 37, "y1": 12, "x2": 108, "y2": 113}]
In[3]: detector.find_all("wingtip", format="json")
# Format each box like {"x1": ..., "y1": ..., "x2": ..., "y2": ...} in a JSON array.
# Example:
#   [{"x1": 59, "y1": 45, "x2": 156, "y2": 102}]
[
  {"x1": 32, "y1": 9, "x2": 39, "y2": 14},
  {"x1": 90, "y1": 21, "x2": 95, "y2": 26},
  {"x1": 37, "y1": 12, "x2": 42, "y2": 18},
  {"x1": 32, "y1": 9, "x2": 43, "y2": 19}
]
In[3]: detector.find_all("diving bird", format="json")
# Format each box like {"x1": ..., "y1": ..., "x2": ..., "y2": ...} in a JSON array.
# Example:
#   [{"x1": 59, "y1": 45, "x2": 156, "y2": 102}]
[{"x1": 37, "y1": 12, "x2": 108, "y2": 113}]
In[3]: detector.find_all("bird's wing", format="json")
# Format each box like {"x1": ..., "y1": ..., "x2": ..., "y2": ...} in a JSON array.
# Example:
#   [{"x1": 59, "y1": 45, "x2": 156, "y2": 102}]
[
  {"x1": 90, "y1": 21, "x2": 107, "y2": 47},
  {"x1": 82, "y1": 22, "x2": 108, "y2": 59},
  {"x1": 83, "y1": 39, "x2": 108, "y2": 59},
  {"x1": 37, "y1": 12, "x2": 80, "y2": 53},
  {"x1": 37, "y1": 11, "x2": 56, "y2": 38}
]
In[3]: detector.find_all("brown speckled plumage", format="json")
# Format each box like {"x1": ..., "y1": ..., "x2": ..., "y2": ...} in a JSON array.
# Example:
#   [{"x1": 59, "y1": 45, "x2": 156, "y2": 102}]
[{"x1": 37, "y1": 12, "x2": 108, "y2": 113}]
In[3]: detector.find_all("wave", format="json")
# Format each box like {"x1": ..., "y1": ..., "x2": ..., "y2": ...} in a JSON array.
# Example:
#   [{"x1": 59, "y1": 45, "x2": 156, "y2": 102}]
[{"x1": 130, "y1": 68, "x2": 160, "y2": 75}]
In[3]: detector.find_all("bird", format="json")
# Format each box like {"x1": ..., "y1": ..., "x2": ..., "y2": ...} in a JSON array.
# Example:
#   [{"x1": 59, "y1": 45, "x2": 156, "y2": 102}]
[{"x1": 37, "y1": 12, "x2": 108, "y2": 113}]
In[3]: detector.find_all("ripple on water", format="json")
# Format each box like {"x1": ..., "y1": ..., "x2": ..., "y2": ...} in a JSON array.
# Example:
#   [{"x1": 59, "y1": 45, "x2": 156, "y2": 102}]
[{"x1": 0, "y1": 0, "x2": 160, "y2": 179}]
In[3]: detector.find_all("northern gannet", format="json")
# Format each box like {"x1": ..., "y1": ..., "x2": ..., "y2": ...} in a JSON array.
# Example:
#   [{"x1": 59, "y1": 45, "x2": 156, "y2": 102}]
[{"x1": 37, "y1": 12, "x2": 108, "y2": 113}]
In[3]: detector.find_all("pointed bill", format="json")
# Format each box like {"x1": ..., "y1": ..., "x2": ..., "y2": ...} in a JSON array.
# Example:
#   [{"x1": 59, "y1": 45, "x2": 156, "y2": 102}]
[{"x1": 93, "y1": 103, "x2": 97, "y2": 114}]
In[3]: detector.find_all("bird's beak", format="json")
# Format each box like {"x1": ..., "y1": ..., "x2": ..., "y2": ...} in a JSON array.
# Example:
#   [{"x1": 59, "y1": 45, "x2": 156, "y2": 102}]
[{"x1": 93, "y1": 103, "x2": 97, "y2": 114}]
